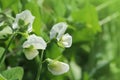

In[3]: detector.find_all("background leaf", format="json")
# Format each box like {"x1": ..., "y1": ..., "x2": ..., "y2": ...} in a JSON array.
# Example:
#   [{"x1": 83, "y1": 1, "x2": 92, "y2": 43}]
[
  {"x1": 0, "y1": 74, "x2": 7, "y2": 80},
  {"x1": 1, "y1": 67, "x2": 24, "y2": 80}
]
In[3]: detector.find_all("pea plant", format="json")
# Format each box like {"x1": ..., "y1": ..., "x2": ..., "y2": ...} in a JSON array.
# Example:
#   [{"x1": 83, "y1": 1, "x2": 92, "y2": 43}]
[
  {"x1": 0, "y1": 10, "x2": 72, "y2": 80},
  {"x1": 1, "y1": 0, "x2": 119, "y2": 80}
]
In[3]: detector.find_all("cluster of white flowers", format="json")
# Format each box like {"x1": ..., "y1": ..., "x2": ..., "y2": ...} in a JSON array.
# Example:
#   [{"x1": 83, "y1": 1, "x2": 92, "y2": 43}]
[{"x1": 13, "y1": 10, "x2": 72, "y2": 75}]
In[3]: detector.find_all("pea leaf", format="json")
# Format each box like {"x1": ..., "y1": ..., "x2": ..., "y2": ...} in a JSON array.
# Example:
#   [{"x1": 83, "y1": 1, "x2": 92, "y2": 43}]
[
  {"x1": 71, "y1": 3, "x2": 101, "y2": 34},
  {"x1": 0, "y1": 74, "x2": 7, "y2": 80},
  {"x1": 46, "y1": 42, "x2": 64, "y2": 59},
  {"x1": 0, "y1": 0, "x2": 21, "y2": 13},
  {"x1": 43, "y1": 0, "x2": 66, "y2": 17},
  {"x1": 72, "y1": 28, "x2": 95, "y2": 43},
  {"x1": 1, "y1": 67, "x2": 24, "y2": 80}
]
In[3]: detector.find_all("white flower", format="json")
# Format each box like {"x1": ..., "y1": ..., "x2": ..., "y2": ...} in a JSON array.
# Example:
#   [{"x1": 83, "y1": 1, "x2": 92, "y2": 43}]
[
  {"x1": 22, "y1": 34, "x2": 47, "y2": 60},
  {"x1": 46, "y1": 58, "x2": 69, "y2": 75},
  {"x1": 23, "y1": 34, "x2": 47, "y2": 49},
  {"x1": 50, "y1": 22, "x2": 67, "y2": 40},
  {"x1": 23, "y1": 48, "x2": 39, "y2": 60},
  {"x1": 12, "y1": 10, "x2": 35, "y2": 32},
  {"x1": 50, "y1": 22, "x2": 72, "y2": 48},
  {"x1": 58, "y1": 33, "x2": 72, "y2": 48}
]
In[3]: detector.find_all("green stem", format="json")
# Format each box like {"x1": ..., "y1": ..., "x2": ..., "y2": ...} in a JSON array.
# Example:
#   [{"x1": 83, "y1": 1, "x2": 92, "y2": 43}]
[
  {"x1": 35, "y1": 50, "x2": 44, "y2": 80},
  {"x1": 69, "y1": 62, "x2": 75, "y2": 80},
  {"x1": 0, "y1": 29, "x2": 19, "y2": 65}
]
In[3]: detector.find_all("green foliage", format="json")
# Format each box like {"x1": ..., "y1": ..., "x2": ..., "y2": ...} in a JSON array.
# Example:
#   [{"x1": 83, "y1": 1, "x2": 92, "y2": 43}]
[
  {"x1": 0, "y1": 74, "x2": 7, "y2": 80},
  {"x1": 71, "y1": 3, "x2": 101, "y2": 33},
  {"x1": 46, "y1": 42, "x2": 64, "y2": 59},
  {"x1": 0, "y1": 0, "x2": 21, "y2": 13},
  {"x1": 0, "y1": 0, "x2": 120, "y2": 80},
  {"x1": 1, "y1": 67, "x2": 24, "y2": 80},
  {"x1": 24, "y1": 0, "x2": 42, "y2": 35}
]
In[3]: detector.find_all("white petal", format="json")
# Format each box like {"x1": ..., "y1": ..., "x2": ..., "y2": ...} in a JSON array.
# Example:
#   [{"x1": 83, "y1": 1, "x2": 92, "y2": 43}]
[
  {"x1": 47, "y1": 59, "x2": 69, "y2": 75},
  {"x1": 0, "y1": 26, "x2": 12, "y2": 35},
  {"x1": 50, "y1": 22, "x2": 67, "y2": 40},
  {"x1": 12, "y1": 10, "x2": 35, "y2": 32},
  {"x1": 58, "y1": 33, "x2": 72, "y2": 48},
  {"x1": 22, "y1": 34, "x2": 47, "y2": 50},
  {"x1": 0, "y1": 26, "x2": 12, "y2": 39},
  {"x1": 23, "y1": 48, "x2": 39, "y2": 60}
]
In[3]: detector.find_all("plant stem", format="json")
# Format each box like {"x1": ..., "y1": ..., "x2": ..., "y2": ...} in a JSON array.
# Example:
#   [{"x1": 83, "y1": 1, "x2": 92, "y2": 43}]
[
  {"x1": 70, "y1": 64, "x2": 75, "y2": 80},
  {"x1": 35, "y1": 50, "x2": 44, "y2": 80},
  {"x1": 0, "y1": 29, "x2": 18, "y2": 65}
]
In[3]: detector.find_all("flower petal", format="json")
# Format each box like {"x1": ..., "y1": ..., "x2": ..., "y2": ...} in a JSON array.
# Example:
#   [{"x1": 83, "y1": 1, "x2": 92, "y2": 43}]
[
  {"x1": 58, "y1": 33, "x2": 72, "y2": 48},
  {"x1": 47, "y1": 58, "x2": 69, "y2": 75},
  {"x1": 12, "y1": 10, "x2": 35, "y2": 32},
  {"x1": 22, "y1": 34, "x2": 47, "y2": 50},
  {"x1": 0, "y1": 26, "x2": 12, "y2": 39},
  {"x1": 50, "y1": 22, "x2": 67, "y2": 40},
  {"x1": 23, "y1": 48, "x2": 39, "y2": 60}
]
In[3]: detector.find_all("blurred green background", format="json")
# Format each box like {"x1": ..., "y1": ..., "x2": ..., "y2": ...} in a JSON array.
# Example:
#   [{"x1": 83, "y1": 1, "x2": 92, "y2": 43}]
[{"x1": 0, "y1": 0, "x2": 120, "y2": 80}]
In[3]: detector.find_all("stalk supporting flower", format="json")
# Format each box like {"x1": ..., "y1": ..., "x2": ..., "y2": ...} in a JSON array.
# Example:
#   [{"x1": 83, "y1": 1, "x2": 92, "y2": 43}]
[
  {"x1": 0, "y1": 28, "x2": 19, "y2": 64},
  {"x1": 35, "y1": 50, "x2": 44, "y2": 80}
]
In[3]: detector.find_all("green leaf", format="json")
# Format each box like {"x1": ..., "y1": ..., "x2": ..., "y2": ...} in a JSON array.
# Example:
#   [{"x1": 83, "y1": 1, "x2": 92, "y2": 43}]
[
  {"x1": 52, "y1": 0, "x2": 66, "y2": 17},
  {"x1": 43, "y1": 0, "x2": 66, "y2": 17},
  {"x1": 71, "y1": 3, "x2": 101, "y2": 34},
  {"x1": 0, "y1": 0, "x2": 21, "y2": 13},
  {"x1": 72, "y1": 28, "x2": 95, "y2": 43},
  {"x1": 46, "y1": 42, "x2": 64, "y2": 59},
  {"x1": 1, "y1": 67, "x2": 24, "y2": 80},
  {"x1": 0, "y1": 74, "x2": 7, "y2": 80},
  {"x1": 0, "y1": 47, "x2": 5, "y2": 59}
]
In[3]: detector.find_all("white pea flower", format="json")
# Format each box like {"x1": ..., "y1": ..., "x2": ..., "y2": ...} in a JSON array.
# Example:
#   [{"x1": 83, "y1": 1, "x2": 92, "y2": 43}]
[
  {"x1": 50, "y1": 22, "x2": 72, "y2": 48},
  {"x1": 23, "y1": 48, "x2": 39, "y2": 60},
  {"x1": 22, "y1": 34, "x2": 47, "y2": 60},
  {"x1": 58, "y1": 33, "x2": 72, "y2": 48},
  {"x1": 50, "y1": 22, "x2": 67, "y2": 40},
  {"x1": 23, "y1": 34, "x2": 46, "y2": 49},
  {"x1": 46, "y1": 58, "x2": 69, "y2": 75},
  {"x1": 12, "y1": 10, "x2": 35, "y2": 32}
]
